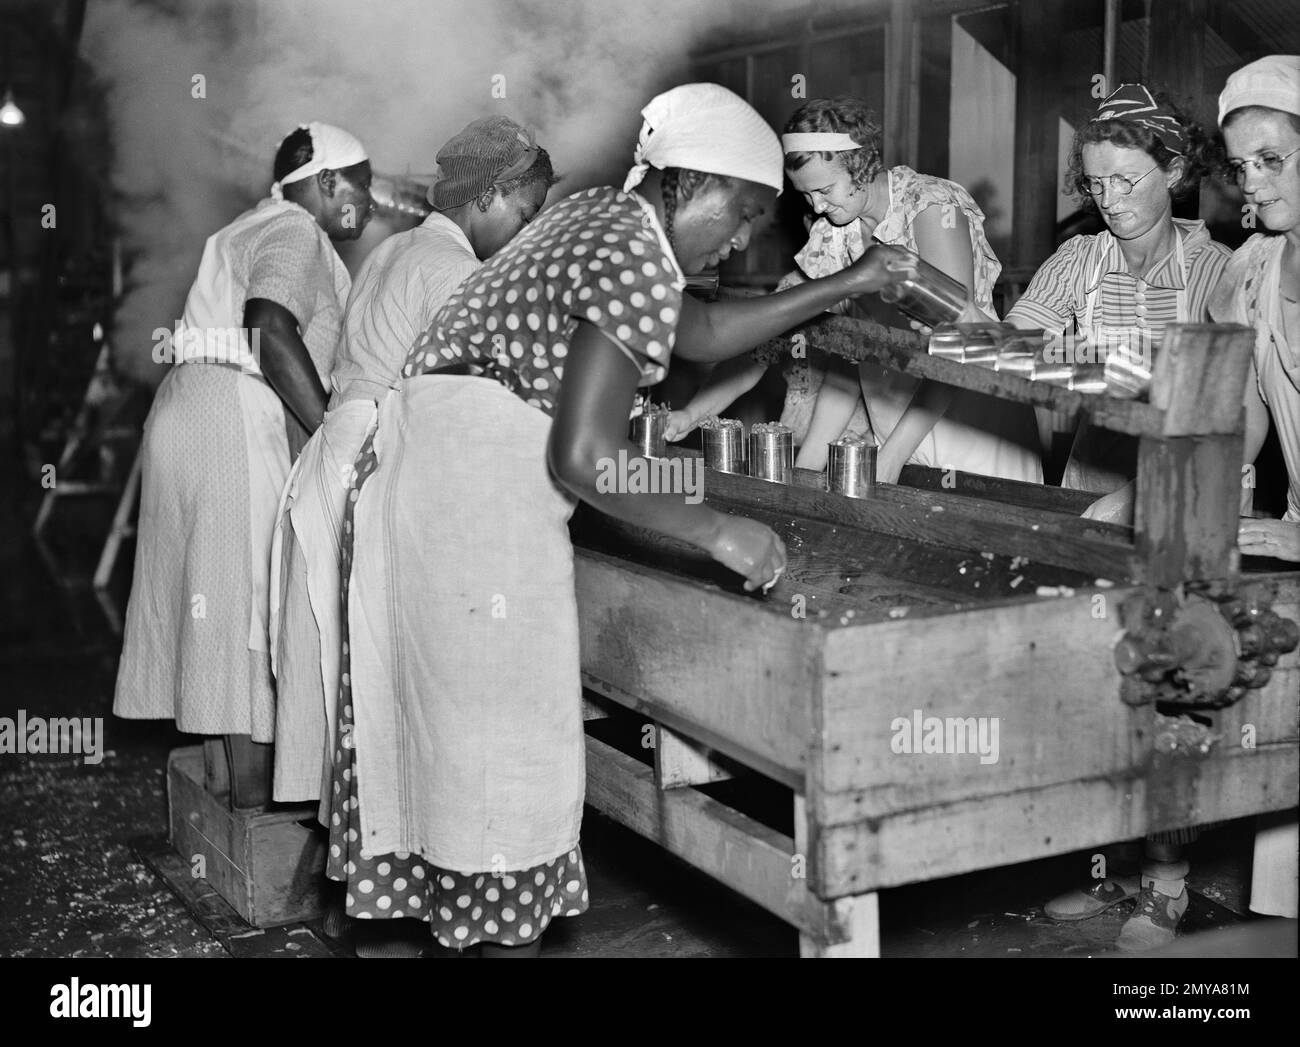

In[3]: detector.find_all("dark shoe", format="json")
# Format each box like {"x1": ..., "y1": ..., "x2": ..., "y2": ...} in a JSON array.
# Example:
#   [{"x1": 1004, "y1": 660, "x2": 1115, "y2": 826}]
[
  {"x1": 1044, "y1": 875, "x2": 1141, "y2": 922},
  {"x1": 1116, "y1": 886, "x2": 1188, "y2": 951}
]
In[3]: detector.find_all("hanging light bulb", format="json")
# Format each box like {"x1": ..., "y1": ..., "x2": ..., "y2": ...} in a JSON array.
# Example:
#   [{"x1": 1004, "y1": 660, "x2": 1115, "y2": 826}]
[{"x1": 0, "y1": 88, "x2": 26, "y2": 129}]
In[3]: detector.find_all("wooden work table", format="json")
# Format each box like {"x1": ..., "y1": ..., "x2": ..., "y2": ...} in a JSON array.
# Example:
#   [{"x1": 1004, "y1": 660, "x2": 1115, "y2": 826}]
[{"x1": 571, "y1": 319, "x2": 1300, "y2": 957}]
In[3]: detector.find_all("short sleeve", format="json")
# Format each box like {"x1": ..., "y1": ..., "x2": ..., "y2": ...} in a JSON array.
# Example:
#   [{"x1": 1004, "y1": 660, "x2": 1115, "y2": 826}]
[
  {"x1": 246, "y1": 211, "x2": 327, "y2": 329},
  {"x1": 1005, "y1": 236, "x2": 1085, "y2": 334},
  {"x1": 568, "y1": 219, "x2": 682, "y2": 385}
]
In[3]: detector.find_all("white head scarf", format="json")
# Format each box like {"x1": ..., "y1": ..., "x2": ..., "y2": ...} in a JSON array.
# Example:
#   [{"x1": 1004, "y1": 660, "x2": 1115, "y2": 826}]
[
  {"x1": 271, "y1": 122, "x2": 369, "y2": 201},
  {"x1": 1218, "y1": 55, "x2": 1300, "y2": 126},
  {"x1": 622, "y1": 83, "x2": 783, "y2": 195}
]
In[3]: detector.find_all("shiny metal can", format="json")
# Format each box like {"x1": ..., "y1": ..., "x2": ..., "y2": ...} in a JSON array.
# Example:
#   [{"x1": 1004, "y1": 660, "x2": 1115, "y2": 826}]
[
  {"x1": 630, "y1": 403, "x2": 670, "y2": 458},
  {"x1": 748, "y1": 422, "x2": 794, "y2": 484},
  {"x1": 700, "y1": 416, "x2": 744, "y2": 473},
  {"x1": 827, "y1": 432, "x2": 876, "y2": 498}
]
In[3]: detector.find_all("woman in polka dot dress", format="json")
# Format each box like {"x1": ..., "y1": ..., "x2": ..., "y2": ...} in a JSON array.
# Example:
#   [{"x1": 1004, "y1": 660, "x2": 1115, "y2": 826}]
[{"x1": 328, "y1": 83, "x2": 915, "y2": 956}]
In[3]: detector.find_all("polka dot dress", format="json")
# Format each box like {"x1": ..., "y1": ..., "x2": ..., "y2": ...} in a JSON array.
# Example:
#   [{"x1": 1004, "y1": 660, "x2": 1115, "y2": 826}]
[
  {"x1": 403, "y1": 185, "x2": 686, "y2": 412},
  {"x1": 324, "y1": 186, "x2": 684, "y2": 949},
  {"x1": 324, "y1": 443, "x2": 589, "y2": 947}
]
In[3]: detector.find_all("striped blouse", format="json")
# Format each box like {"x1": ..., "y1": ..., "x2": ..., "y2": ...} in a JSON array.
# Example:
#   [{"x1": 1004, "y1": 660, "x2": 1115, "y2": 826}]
[{"x1": 1006, "y1": 218, "x2": 1230, "y2": 336}]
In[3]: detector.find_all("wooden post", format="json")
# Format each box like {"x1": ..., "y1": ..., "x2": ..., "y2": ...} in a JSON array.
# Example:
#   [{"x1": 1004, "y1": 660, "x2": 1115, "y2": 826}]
[
  {"x1": 1011, "y1": 0, "x2": 1065, "y2": 273},
  {"x1": 795, "y1": 796, "x2": 880, "y2": 957},
  {"x1": 1134, "y1": 325, "x2": 1253, "y2": 586},
  {"x1": 886, "y1": 0, "x2": 919, "y2": 170}
]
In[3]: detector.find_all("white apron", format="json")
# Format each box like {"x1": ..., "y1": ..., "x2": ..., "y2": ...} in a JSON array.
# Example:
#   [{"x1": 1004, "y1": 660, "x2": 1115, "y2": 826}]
[
  {"x1": 1063, "y1": 232, "x2": 1189, "y2": 493},
  {"x1": 347, "y1": 375, "x2": 584, "y2": 872},
  {"x1": 177, "y1": 200, "x2": 349, "y2": 658},
  {"x1": 269, "y1": 398, "x2": 377, "y2": 802}
]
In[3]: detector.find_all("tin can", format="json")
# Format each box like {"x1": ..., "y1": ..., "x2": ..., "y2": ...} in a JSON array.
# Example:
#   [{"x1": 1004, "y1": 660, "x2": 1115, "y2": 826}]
[
  {"x1": 748, "y1": 422, "x2": 794, "y2": 484},
  {"x1": 1070, "y1": 362, "x2": 1108, "y2": 395},
  {"x1": 700, "y1": 416, "x2": 744, "y2": 473},
  {"x1": 827, "y1": 432, "x2": 876, "y2": 498},
  {"x1": 1103, "y1": 341, "x2": 1153, "y2": 399},
  {"x1": 630, "y1": 403, "x2": 670, "y2": 458},
  {"x1": 878, "y1": 251, "x2": 970, "y2": 328}
]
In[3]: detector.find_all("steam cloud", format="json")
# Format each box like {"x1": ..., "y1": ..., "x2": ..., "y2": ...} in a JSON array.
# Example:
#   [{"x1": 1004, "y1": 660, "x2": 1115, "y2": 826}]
[{"x1": 81, "y1": 0, "x2": 755, "y2": 384}]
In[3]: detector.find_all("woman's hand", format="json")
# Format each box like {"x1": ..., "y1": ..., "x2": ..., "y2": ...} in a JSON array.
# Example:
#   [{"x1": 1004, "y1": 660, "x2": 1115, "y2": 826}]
[
  {"x1": 664, "y1": 409, "x2": 698, "y2": 443},
  {"x1": 708, "y1": 516, "x2": 787, "y2": 593},
  {"x1": 908, "y1": 301, "x2": 988, "y2": 339},
  {"x1": 1238, "y1": 519, "x2": 1300, "y2": 561},
  {"x1": 1081, "y1": 488, "x2": 1135, "y2": 525},
  {"x1": 841, "y1": 244, "x2": 917, "y2": 297}
]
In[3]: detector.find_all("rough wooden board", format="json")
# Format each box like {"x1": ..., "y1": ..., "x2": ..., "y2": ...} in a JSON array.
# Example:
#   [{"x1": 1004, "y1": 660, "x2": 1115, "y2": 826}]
[
  {"x1": 655, "y1": 726, "x2": 733, "y2": 789},
  {"x1": 897, "y1": 462, "x2": 1099, "y2": 514},
  {"x1": 131, "y1": 834, "x2": 337, "y2": 958},
  {"x1": 698, "y1": 462, "x2": 1138, "y2": 581},
  {"x1": 584, "y1": 733, "x2": 845, "y2": 944},
  {"x1": 1149, "y1": 324, "x2": 1253, "y2": 436},
  {"x1": 813, "y1": 589, "x2": 1144, "y2": 810},
  {"x1": 811, "y1": 746, "x2": 1300, "y2": 898},
  {"x1": 1135, "y1": 435, "x2": 1244, "y2": 585},
  {"x1": 574, "y1": 551, "x2": 815, "y2": 786},
  {"x1": 752, "y1": 316, "x2": 1168, "y2": 437}
]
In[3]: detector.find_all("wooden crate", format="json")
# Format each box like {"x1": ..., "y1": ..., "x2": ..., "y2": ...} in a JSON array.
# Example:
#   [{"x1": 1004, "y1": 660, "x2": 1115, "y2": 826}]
[
  {"x1": 166, "y1": 745, "x2": 329, "y2": 928},
  {"x1": 573, "y1": 323, "x2": 1300, "y2": 958}
]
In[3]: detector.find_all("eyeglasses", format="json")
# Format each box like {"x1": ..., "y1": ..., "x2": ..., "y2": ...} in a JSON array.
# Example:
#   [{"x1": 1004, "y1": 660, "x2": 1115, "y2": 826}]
[
  {"x1": 1078, "y1": 166, "x2": 1161, "y2": 197},
  {"x1": 1224, "y1": 146, "x2": 1300, "y2": 185}
]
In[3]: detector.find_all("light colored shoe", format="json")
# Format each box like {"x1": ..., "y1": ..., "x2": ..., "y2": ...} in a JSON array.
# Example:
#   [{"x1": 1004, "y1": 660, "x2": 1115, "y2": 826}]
[
  {"x1": 1116, "y1": 886, "x2": 1189, "y2": 951},
  {"x1": 1044, "y1": 875, "x2": 1141, "y2": 922}
]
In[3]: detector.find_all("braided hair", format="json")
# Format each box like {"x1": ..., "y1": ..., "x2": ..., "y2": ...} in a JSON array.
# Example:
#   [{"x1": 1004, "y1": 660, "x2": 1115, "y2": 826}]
[{"x1": 659, "y1": 167, "x2": 732, "y2": 251}]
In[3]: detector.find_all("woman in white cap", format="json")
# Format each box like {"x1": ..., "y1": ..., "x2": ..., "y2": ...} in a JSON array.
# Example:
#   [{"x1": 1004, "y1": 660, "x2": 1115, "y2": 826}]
[
  {"x1": 324, "y1": 83, "x2": 913, "y2": 956},
  {"x1": 269, "y1": 118, "x2": 555, "y2": 955},
  {"x1": 1213, "y1": 55, "x2": 1300, "y2": 562},
  {"x1": 1210, "y1": 54, "x2": 1300, "y2": 926},
  {"x1": 271, "y1": 117, "x2": 554, "y2": 804},
  {"x1": 114, "y1": 123, "x2": 372, "y2": 810},
  {"x1": 668, "y1": 96, "x2": 1042, "y2": 485}
]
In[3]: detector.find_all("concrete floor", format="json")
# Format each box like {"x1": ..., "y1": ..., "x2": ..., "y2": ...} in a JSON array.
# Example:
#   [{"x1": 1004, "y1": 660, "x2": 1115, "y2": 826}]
[{"x1": 1, "y1": 507, "x2": 1293, "y2": 959}]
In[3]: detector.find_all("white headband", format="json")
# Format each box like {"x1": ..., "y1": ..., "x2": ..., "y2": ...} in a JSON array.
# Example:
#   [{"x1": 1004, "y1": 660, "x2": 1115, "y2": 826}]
[
  {"x1": 781, "y1": 132, "x2": 861, "y2": 153},
  {"x1": 271, "y1": 122, "x2": 369, "y2": 201},
  {"x1": 622, "y1": 83, "x2": 784, "y2": 195}
]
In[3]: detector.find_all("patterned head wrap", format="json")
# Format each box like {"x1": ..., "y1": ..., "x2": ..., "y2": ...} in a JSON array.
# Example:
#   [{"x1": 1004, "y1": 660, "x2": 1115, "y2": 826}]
[{"x1": 1091, "y1": 84, "x2": 1188, "y2": 155}]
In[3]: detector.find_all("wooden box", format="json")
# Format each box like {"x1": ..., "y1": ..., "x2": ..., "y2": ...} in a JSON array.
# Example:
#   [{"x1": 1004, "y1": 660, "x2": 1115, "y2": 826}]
[
  {"x1": 166, "y1": 745, "x2": 329, "y2": 928},
  {"x1": 572, "y1": 321, "x2": 1299, "y2": 956}
]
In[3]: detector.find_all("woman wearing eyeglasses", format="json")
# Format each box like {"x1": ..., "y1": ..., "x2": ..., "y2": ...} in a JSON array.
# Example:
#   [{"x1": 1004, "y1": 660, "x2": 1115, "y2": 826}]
[
  {"x1": 1006, "y1": 85, "x2": 1230, "y2": 951},
  {"x1": 1006, "y1": 85, "x2": 1230, "y2": 525},
  {"x1": 1212, "y1": 56, "x2": 1300, "y2": 564},
  {"x1": 1209, "y1": 56, "x2": 1300, "y2": 930}
]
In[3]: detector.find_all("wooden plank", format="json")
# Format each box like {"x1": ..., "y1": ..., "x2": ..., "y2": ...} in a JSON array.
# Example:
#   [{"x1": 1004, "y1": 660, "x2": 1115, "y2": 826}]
[
  {"x1": 810, "y1": 745, "x2": 1299, "y2": 898},
  {"x1": 753, "y1": 317, "x2": 1169, "y2": 436},
  {"x1": 699, "y1": 460, "x2": 1139, "y2": 581},
  {"x1": 654, "y1": 726, "x2": 733, "y2": 789},
  {"x1": 885, "y1": 0, "x2": 919, "y2": 170},
  {"x1": 1011, "y1": 0, "x2": 1065, "y2": 273},
  {"x1": 799, "y1": 894, "x2": 880, "y2": 959},
  {"x1": 574, "y1": 551, "x2": 814, "y2": 787},
  {"x1": 1135, "y1": 435, "x2": 1243, "y2": 585},
  {"x1": 897, "y1": 462, "x2": 1099, "y2": 515},
  {"x1": 584, "y1": 733, "x2": 844, "y2": 944},
  {"x1": 1149, "y1": 325, "x2": 1253, "y2": 436},
  {"x1": 813, "y1": 590, "x2": 1144, "y2": 812}
]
